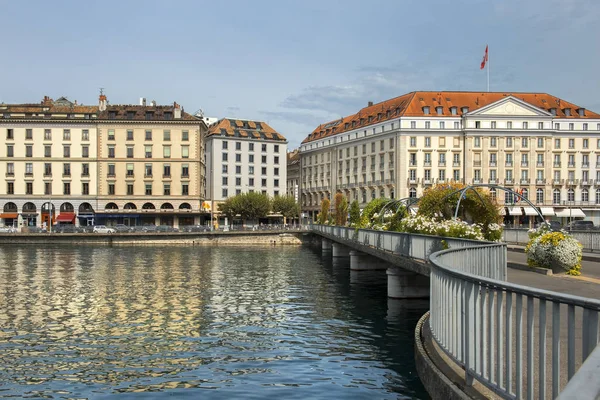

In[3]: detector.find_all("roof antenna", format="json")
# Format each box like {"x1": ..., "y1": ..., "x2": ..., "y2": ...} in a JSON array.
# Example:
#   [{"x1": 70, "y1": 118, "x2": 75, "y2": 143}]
[{"x1": 100, "y1": 87, "x2": 104, "y2": 96}]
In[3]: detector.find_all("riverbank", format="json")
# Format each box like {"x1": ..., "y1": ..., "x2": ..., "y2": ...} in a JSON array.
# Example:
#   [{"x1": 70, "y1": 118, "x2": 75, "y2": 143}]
[{"x1": 0, "y1": 230, "x2": 309, "y2": 246}]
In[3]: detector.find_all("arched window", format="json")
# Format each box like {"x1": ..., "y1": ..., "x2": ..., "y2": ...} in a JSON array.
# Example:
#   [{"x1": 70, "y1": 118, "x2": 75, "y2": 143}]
[
  {"x1": 489, "y1": 188, "x2": 497, "y2": 201},
  {"x1": 596, "y1": 189, "x2": 600, "y2": 205},
  {"x1": 409, "y1": 188, "x2": 417, "y2": 198},
  {"x1": 179, "y1": 203, "x2": 192, "y2": 210},
  {"x1": 505, "y1": 191, "x2": 514, "y2": 204},
  {"x1": 553, "y1": 189, "x2": 561, "y2": 205},
  {"x1": 536, "y1": 188, "x2": 544, "y2": 204},
  {"x1": 379, "y1": 189, "x2": 385, "y2": 198},
  {"x1": 60, "y1": 202, "x2": 74, "y2": 212},
  {"x1": 79, "y1": 203, "x2": 94, "y2": 213},
  {"x1": 23, "y1": 202, "x2": 37, "y2": 212},
  {"x1": 161, "y1": 203, "x2": 174, "y2": 210},
  {"x1": 371, "y1": 190, "x2": 376, "y2": 200},
  {"x1": 142, "y1": 203, "x2": 155, "y2": 210},
  {"x1": 567, "y1": 188, "x2": 575, "y2": 202},
  {"x1": 3, "y1": 202, "x2": 17, "y2": 212},
  {"x1": 582, "y1": 189, "x2": 589, "y2": 203},
  {"x1": 521, "y1": 188, "x2": 529, "y2": 200},
  {"x1": 41, "y1": 202, "x2": 55, "y2": 212},
  {"x1": 390, "y1": 189, "x2": 395, "y2": 199},
  {"x1": 362, "y1": 190, "x2": 367, "y2": 203},
  {"x1": 124, "y1": 203, "x2": 137, "y2": 210},
  {"x1": 105, "y1": 203, "x2": 118, "y2": 210}
]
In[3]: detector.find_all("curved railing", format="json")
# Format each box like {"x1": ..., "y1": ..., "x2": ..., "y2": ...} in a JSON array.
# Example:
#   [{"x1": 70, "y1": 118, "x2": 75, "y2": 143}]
[{"x1": 429, "y1": 245, "x2": 600, "y2": 399}]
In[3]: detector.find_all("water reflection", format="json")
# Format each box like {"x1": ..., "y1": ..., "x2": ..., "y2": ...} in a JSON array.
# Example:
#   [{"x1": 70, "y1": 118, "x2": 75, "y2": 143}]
[{"x1": 0, "y1": 245, "x2": 428, "y2": 399}]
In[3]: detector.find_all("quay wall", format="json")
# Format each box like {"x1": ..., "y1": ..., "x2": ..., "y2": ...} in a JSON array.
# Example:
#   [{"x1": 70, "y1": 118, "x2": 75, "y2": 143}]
[{"x1": 0, "y1": 231, "x2": 309, "y2": 246}]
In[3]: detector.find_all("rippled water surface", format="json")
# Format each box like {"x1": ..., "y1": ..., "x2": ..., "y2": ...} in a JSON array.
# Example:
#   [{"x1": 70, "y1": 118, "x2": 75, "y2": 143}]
[{"x1": 0, "y1": 245, "x2": 428, "y2": 399}]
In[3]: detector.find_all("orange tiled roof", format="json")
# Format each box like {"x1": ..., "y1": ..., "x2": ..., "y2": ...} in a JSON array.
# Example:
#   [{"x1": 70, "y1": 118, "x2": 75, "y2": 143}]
[
  {"x1": 207, "y1": 118, "x2": 287, "y2": 141},
  {"x1": 301, "y1": 91, "x2": 600, "y2": 144}
]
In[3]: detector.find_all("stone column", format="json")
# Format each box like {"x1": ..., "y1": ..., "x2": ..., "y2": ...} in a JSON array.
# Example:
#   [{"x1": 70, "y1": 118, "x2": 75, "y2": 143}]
[
  {"x1": 349, "y1": 251, "x2": 389, "y2": 271},
  {"x1": 322, "y1": 238, "x2": 332, "y2": 251},
  {"x1": 332, "y1": 242, "x2": 350, "y2": 257},
  {"x1": 387, "y1": 267, "x2": 430, "y2": 299}
]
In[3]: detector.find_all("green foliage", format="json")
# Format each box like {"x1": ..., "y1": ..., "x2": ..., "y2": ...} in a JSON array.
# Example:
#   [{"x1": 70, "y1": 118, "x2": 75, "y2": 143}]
[
  {"x1": 218, "y1": 196, "x2": 242, "y2": 222},
  {"x1": 272, "y1": 195, "x2": 300, "y2": 219},
  {"x1": 349, "y1": 200, "x2": 361, "y2": 227},
  {"x1": 334, "y1": 193, "x2": 349, "y2": 226},
  {"x1": 220, "y1": 192, "x2": 271, "y2": 223},
  {"x1": 317, "y1": 198, "x2": 330, "y2": 224},
  {"x1": 388, "y1": 205, "x2": 409, "y2": 232},
  {"x1": 358, "y1": 198, "x2": 389, "y2": 228},
  {"x1": 418, "y1": 183, "x2": 502, "y2": 241}
]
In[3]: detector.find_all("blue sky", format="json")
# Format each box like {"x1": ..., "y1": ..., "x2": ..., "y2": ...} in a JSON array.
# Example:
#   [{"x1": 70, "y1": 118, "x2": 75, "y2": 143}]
[{"x1": 1, "y1": 0, "x2": 599, "y2": 148}]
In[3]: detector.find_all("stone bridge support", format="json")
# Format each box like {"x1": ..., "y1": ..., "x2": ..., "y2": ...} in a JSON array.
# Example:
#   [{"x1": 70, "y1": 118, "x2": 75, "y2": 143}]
[
  {"x1": 332, "y1": 242, "x2": 351, "y2": 257},
  {"x1": 321, "y1": 238, "x2": 332, "y2": 252},
  {"x1": 387, "y1": 268, "x2": 430, "y2": 299},
  {"x1": 349, "y1": 250, "x2": 389, "y2": 271}
]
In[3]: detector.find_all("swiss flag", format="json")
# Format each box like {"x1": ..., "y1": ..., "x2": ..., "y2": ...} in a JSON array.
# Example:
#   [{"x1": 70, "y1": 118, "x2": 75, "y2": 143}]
[{"x1": 480, "y1": 45, "x2": 488, "y2": 70}]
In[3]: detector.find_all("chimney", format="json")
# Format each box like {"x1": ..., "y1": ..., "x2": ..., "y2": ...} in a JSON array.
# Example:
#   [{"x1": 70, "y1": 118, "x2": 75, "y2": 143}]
[
  {"x1": 368, "y1": 101, "x2": 373, "y2": 107},
  {"x1": 140, "y1": 97, "x2": 146, "y2": 106},
  {"x1": 99, "y1": 93, "x2": 107, "y2": 112},
  {"x1": 151, "y1": 100, "x2": 156, "y2": 107},
  {"x1": 174, "y1": 102, "x2": 181, "y2": 119}
]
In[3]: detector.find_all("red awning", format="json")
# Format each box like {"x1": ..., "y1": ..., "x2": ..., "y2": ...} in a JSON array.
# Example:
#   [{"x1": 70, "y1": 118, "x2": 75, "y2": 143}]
[
  {"x1": 0, "y1": 213, "x2": 18, "y2": 219},
  {"x1": 56, "y1": 212, "x2": 76, "y2": 222}
]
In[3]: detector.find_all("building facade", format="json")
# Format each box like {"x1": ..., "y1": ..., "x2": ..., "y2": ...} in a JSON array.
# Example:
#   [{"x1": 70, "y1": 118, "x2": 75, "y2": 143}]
[
  {"x1": 205, "y1": 118, "x2": 287, "y2": 221},
  {"x1": 299, "y1": 91, "x2": 600, "y2": 226},
  {"x1": 0, "y1": 94, "x2": 207, "y2": 230},
  {"x1": 286, "y1": 149, "x2": 300, "y2": 203}
]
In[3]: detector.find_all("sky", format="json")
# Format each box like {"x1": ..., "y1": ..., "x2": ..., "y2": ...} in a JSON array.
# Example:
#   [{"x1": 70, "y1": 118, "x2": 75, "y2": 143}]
[{"x1": 1, "y1": 0, "x2": 599, "y2": 149}]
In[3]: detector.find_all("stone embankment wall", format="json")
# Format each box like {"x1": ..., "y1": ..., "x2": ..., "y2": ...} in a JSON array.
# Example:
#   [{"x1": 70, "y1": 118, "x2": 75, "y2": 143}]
[{"x1": 0, "y1": 231, "x2": 308, "y2": 246}]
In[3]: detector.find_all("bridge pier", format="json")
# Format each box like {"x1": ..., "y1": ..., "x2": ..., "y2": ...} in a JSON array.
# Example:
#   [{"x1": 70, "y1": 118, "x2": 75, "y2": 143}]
[
  {"x1": 332, "y1": 242, "x2": 351, "y2": 257},
  {"x1": 387, "y1": 267, "x2": 430, "y2": 299},
  {"x1": 321, "y1": 238, "x2": 332, "y2": 252},
  {"x1": 350, "y1": 250, "x2": 388, "y2": 270}
]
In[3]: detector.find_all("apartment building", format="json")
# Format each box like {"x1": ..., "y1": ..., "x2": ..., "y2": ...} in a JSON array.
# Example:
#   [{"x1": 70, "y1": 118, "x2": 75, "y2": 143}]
[
  {"x1": 286, "y1": 149, "x2": 300, "y2": 203},
  {"x1": 96, "y1": 96, "x2": 207, "y2": 227},
  {"x1": 299, "y1": 91, "x2": 600, "y2": 225},
  {"x1": 205, "y1": 118, "x2": 287, "y2": 221},
  {"x1": 0, "y1": 97, "x2": 99, "y2": 229}
]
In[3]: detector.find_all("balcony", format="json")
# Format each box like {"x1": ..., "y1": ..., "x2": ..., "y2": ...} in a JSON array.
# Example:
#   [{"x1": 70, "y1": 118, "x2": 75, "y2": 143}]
[
  {"x1": 370, "y1": 165, "x2": 376, "y2": 170},
  {"x1": 5, "y1": 172, "x2": 14, "y2": 177},
  {"x1": 473, "y1": 179, "x2": 481, "y2": 184},
  {"x1": 424, "y1": 161, "x2": 431, "y2": 167},
  {"x1": 536, "y1": 162, "x2": 544, "y2": 167},
  {"x1": 474, "y1": 161, "x2": 481, "y2": 167},
  {"x1": 489, "y1": 179, "x2": 497, "y2": 184},
  {"x1": 582, "y1": 163, "x2": 590, "y2": 168},
  {"x1": 126, "y1": 173, "x2": 135, "y2": 179},
  {"x1": 388, "y1": 162, "x2": 394, "y2": 168},
  {"x1": 489, "y1": 161, "x2": 497, "y2": 167},
  {"x1": 409, "y1": 161, "x2": 417, "y2": 167},
  {"x1": 505, "y1": 179, "x2": 514, "y2": 184},
  {"x1": 106, "y1": 173, "x2": 115, "y2": 178},
  {"x1": 520, "y1": 178, "x2": 529, "y2": 185},
  {"x1": 581, "y1": 180, "x2": 591, "y2": 186},
  {"x1": 379, "y1": 163, "x2": 385, "y2": 169},
  {"x1": 144, "y1": 174, "x2": 153, "y2": 178},
  {"x1": 568, "y1": 162, "x2": 575, "y2": 167},
  {"x1": 521, "y1": 162, "x2": 529, "y2": 167},
  {"x1": 453, "y1": 161, "x2": 461, "y2": 167},
  {"x1": 505, "y1": 161, "x2": 513, "y2": 167},
  {"x1": 423, "y1": 179, "x2": 432, "y2": 185},
  {"x1": 439, "y1": 161, "x2": 446, "y2": 167},
  {"x1": 553, "y1": 179, "x2": 562, "y2": 185},
  {"x1": 44, "y1": 173, "x2": 52, "y2": 178},
  {"x1": 62, "y1": 173, "x2": 71, "y2": 178},
  {"x1": 554, "y1": 162, "x2": 561, "y2": 168},
  {"x1": 536, "y1": 179, "x2": 545, "y2": 185},
  {"x1": 345, "y1": 168, "x2": 350, "y2": 173}
]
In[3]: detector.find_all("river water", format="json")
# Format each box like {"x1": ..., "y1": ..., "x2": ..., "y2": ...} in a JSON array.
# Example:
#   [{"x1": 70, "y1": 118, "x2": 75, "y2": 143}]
[{"x1": 0, "y1": 245, "x2": 429, "y2": 399}]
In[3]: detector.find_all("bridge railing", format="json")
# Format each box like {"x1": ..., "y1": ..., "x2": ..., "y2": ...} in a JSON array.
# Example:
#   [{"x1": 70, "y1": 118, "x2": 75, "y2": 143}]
[
  {"x1": 504, "y1": 228, "x2": 600, "y2": 252},
  {"x1": 312, "y1": 224, "x2": 506, "y2": 281},
  {"x1": 430, "y1": 245, "x2": 600, "y2": 399}
]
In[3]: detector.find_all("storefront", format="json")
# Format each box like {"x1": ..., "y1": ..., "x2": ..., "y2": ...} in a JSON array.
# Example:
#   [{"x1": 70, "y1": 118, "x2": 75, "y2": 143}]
[
  {"x1": 0, "y1": 212, "x2": 18, "y2": 227},
  {"x1": 55, "y1": 212, "x2": 76, "y2": 225}
]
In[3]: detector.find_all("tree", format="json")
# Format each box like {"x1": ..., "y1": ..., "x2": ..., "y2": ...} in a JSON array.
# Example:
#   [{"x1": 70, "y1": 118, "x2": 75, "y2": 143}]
[
  {"x1": 334, "y1": 193, "x2": 348, "y2": 226},
  {"x1": 218, "y1": 195, "x2": 243, "y2": 227},
  {"x1": 349, "y1": 200, "x2": 361, "y2": 227},
  {"x1": 317, "y1": 198, "x2": 330, "y2": 224},
  {"x1": 238, "y1": 192, "x2": 271, "y2": 223},
  {"x1": 272, "y1": 195, "x2": 300, "y2": 224}
]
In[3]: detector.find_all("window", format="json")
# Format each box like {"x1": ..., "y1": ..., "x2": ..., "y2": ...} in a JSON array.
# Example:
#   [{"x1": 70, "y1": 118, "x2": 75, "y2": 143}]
[
  {"x1": 182, "y1": 130, "x2": 189, "y2": 141},
  {"x1": 222, "y1": 188, "x2": 228, "y2": 198},
  {"x1": 81, "y1": 182, "x2": 89, "y2": 195},
  {"x1": 44, "y1": 182, "x2": 51, "y2": 195},
  {"x1": 262, "y1": 167, "x2": 267, "y2": 175},
  {"x1": 262, "y1": 144, "x2": 267, "y2": 152},
  {"x1": 568, "y1": 189, "x2": 575, "y2": 202},
  {"x1": 424, "y1": 137, "x2": 431, "y2": 147},
  {"x1": 274, "y1": 167, "x2": 279, "y2": 176},
  {"x1": 274, "y1": 144, "x2": 279, "y2": 152},
  {"x1": 506, "y1": 137, "x2": 513, "y2": 147},
  {"x1": 25, "y1": 163, "x2": 33, "y2": 176},
  {"x1": 583, "y1": 139, "x2": 589, "y2": 149},
  {"x1": 181, "y1": 164, "x2": 189, "y2": 178},
  {"x1": 164, "y1": 184, "x2": 170, "y2": 195},
  {"x1": 107, "y1": 146, "x2": 114, "y2": 158},
  {"x1": 125, "y1": 130, "x2": 134, "y2": 141},
  {"x1": 44, "y1": 163, "x2": 52, "y2": 176},
  {"x1": 538, "y1": 122, "x2": 544, "y2": 130},
  {"x1": 61, "y1": 129, "x2": 70, "y2": 140},
  {"x1": 82, "y1": 129, "x2": 89, "y2": 141},
  {"x1": 127, "y1": 184, "x2": 133, "y2": 195},
  {"x1": 411, "y1": 121, "x2": 416, "y2": 129},
  {"x1": 182, "y1": 183, "x2": 189, "y2": 195},
  {"x1": 236, "y1": 165, "x2": 241, "y2": 174},
  {"x1": 145, "y1": 164, "x2": 153, "y2": 177},
  {"x1": 474, "y1": 137, "x2": 481, "y2": 147},
  {"x1": 235, "y1": 177, "x2": 241, "y2": 186},
  {"x1": 389, "y1": 138, "x2": 394, "y2": 149},
  {"x1": 490, "y1": 137, "x2": 497, "y2": 147},
  {"x1": 409, "y1": 169, "x2": 416, "y2": 181},
  {"x1": 249, "y1": 143, "x2": 254, "y2": 151},
  {"x1": 569, "y1": 123, "x2": 574, "y2": 131},
  {"x1": 63, "y1": 182, "x2": 71, "y2": 195},
  {"x1": 108, "y1": 184, "x2": 115, "y2": 195},
  {"x1": 24, "y1": 145, "x2": 32, "y2": 157},
  {"x1": 145, "y1": 184, "x2": 152, "y2": 196},
  {"x1": 126, "y1": 146, "x2": 134, "y2": 158},
  {"x1": 44, "y1": 145, "x2": 51, "y2": 157},
  {"x1": 26, "y1": 129, "x2": 33, "y2": 140},
  {"x1": 107, "y1": 164, "x2": 116, "y2": 177},
  {"x1": 249, "y1": 178, "x2": 254, "y2": 186},
  {"x1": 537, "y1": 138, "x2": 544, "y2": 148},
  {"x1": 555, "y1": 138, "x2": 561, "y2": 148},
  {"x1": 63, "y1": 163, "x2": 71, "y2": 176},
  {"x1": 145, "y1": 130, "x2": 152, "y2": 140},
  {"x1": 235, "y1": 154, "x2": 241, "y2": 162},
  {"x1": 521, "y1": 138, "x2": 528, "y2": 148},
  {"x1": 108, "y1": 129, "x2": 115, "y2": 140},
  {"x1": 145, "y1": 145, "x2": 153, "y2": 158},
  {"x1": 44, "y1": 129, "x2": 52, "y2": 140},
  {"x1": 491, "y1": 121, "x2": 496, "y2": 129},
  {"x1": 597, "y1": 189, "x2": 600, "y2": 205},
  {"x1": 163, "y1": 164, "x2": 171, "y2": 178},
  {"x1": 82, "y1": 146, "x2": 89, "y2": 158},
  {"x1": 5, "y1": 144, "x2": 14, "y2": 158},
  {"x1": 454, "y1": 121, "x2": 460, "y2": 129},
  {"x1": 6, "y1": 162, "x2": 14, "y2": 176},
  {"x1": 222, "y1": 153, "x2": 228, "y2": 161},
  {"x1": 262, "y1": 179, "x2": 267, "y2": 187},
  {"x1": 569, "y1": 139, "x2": 575, "y2": 149},
  {"x1": 274, "y1": 179, "x2": 279, "y2": 187},
  {"x1": 439, "y1": 121, "x2": 445, "y2": 129},
  {"x1": 523, "y1": 122, "x2": 528, "y2": 129},
  {"x1": 126, "y1": 163, "x2": 134, "y2": 176},
  {"x1": 249, "y1": 166, "x2": 254, "y2": 174},
  {"x1": 274, "y1": 156, "x2": 279, "y2": 164},
  {"x1": 410, "y1": 137, "x2": 416, "y2": 147},
  {"x1": 475, "y1": 121, "x2": 481, "y2": 128},
  {"x1": 222, "y1": 164, "x2": 228, "y2": 173},
  {"x1": 425, "y1": 121, "x2": 431, "y2": 129},
  {"x1": 82, "y1": 163, "x2": 89, "y2": 176},
  {"x1": 262, "y1": 155, "x2": 267, "y2": 163},
  {"x1": 163, "y1": 146, "x2": 171, "y2": 158},
  {"x1": 536, "y1": 189, "x2": 544, "y2": 204},
  {"x1": 409, "y1": 188, "x2": 417, "y2": 198},
  {"x1": 583, "y1": 189, "x2": 589, "y2": 202},
  {"x1": 163, "y1": 130, "x2": 171, "y2": 141}
]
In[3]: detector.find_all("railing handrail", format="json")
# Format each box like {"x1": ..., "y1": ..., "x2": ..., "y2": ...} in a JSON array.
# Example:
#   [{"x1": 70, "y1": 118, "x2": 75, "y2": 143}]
[{"x1": 430, "y1": 246, "x2": 600, "y2": 310}]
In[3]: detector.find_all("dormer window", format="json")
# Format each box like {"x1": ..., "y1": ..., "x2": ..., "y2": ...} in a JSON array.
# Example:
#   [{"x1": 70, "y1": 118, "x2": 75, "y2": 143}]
[
  {"x1": 351, "y1": 121, "x2": 356, "y2": 128},
  {"x1": 126, "y1": 111, "x2": 135, "y2": 120},
  {"x1": 577, "y1": 108, "x2": 585, "y2": 116},
  {"x1": 436, "y1": 106, "x2": 443, "y2": 115},
  {"x1": 368, "y1": 116, "x2": 373, "y2": 123},
  {"x1": 386, "y1": 110, "x2": 390, "y2": 118},
  {"x1": 108, "y1": 111, "x2": 116, "y2": 120},
  {"x1": 461, "y1": 106, "x2": 469, "y2": 114},
  {"x1": 549, "y1": 108, "x2": 557, "y2": 116},
  {"x1": 423, "y1": 106, "x2": 430, "y2": 115},
  {"x1": 344, "y1": 123, "x2": 349, "y2": 129},
  {"x1": 145, "y1": 112, "x2": 153, "y2": 120},
  {"x1": 164, "y1": 112, "x2": 172, "y2": 120},
  {"x1": 377, "y1": 113, "x2": 382, "y2": 120},
  {"x1": 563, "y1": 108, "x2": 571, "y2": 116},
  {"x1": 450, "y1": 106, "x2": 457, "y2": 115}
]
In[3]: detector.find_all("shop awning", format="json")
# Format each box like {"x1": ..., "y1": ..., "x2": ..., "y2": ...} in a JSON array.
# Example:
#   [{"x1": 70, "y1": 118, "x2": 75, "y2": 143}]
[
  {"x1": 555, "y1": 209, "x2": 586, "y2": 218},
  {"x1": 523, "y1": 207, "x2": 538, "y2": 216},
  {"x1": 56, "y1": 212, "x2": 76, "y2": 222},
  {"x1": 540, "y1": 207, "x2": 555, "y2": 216},
  {"x1": 0, "y1": 213, "x2": 18, "y2": 219},
  {"x1": 508, "y1": 207, "x2": 523, "y2": 216}
]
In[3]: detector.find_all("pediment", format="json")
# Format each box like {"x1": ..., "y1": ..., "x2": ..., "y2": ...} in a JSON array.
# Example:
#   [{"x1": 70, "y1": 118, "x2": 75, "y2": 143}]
[{"x1": 467, "y1": 96, "x2": 552, "y2": 117}]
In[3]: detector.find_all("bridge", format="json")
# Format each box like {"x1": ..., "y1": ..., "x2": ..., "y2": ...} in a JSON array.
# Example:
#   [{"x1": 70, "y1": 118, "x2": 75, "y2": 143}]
[{"x1": 311, "y1": 224, "x2": 600, "y2": 400}]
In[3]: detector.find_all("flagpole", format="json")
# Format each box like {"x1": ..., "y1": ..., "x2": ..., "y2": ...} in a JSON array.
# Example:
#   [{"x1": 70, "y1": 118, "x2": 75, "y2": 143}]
[{"x1": 487, "y1": 46, "x2": 490, "y2": 92}]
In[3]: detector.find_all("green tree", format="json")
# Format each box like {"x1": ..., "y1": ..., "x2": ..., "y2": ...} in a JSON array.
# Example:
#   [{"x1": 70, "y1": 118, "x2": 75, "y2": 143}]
[
  {"x1": 218, "y1": 195, "x2": 243, "y2": 227},
  {"x1": 272, "y1": 195, "x2": 300, "y2": 224},
  {"x1": 334, "y1": 193, "x2": 349, "y2": 226},
  {"x1": 349, "y1": 200, "x2": 361, "y2": 227},
  {"x1": 317, "y1": 198, "x2": 330, "y2": 225},
  {"x1": 238, "y1": 192, "x2": 272, "y2": 222}
]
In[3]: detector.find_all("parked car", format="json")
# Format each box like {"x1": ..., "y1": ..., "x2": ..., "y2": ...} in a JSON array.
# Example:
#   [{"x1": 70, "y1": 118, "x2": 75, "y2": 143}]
[
  {"x1": 53, "y1": 225, "x2": 77, "y2": 233},
  {"x1": 564, "y1": 220, "x2": 595, "y2": 231},
  {"x1": 156, "y1": 225, "x2": 178, "y2": 233},
  {"x1": 93, "y1": 225, "x2": 116, "y2": 234},
  {"x1": 535, "y1": 221, "x2": 562, "y2": 231},
  {"x1": 27, "y1": 226, "x2": 47, "y2": 233},
  {"x1": 181, "y1": 225, "x2": 209, "y2": 233},
  {"x1": 114, "y1": 224, "x2": 134, "y2": 233},
  {"x1": 139, "y1": 224, "x2": 157, "y2": 233},
  {"x1": 0, "y1": 226, "x2": 17, "y2": 233}
]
